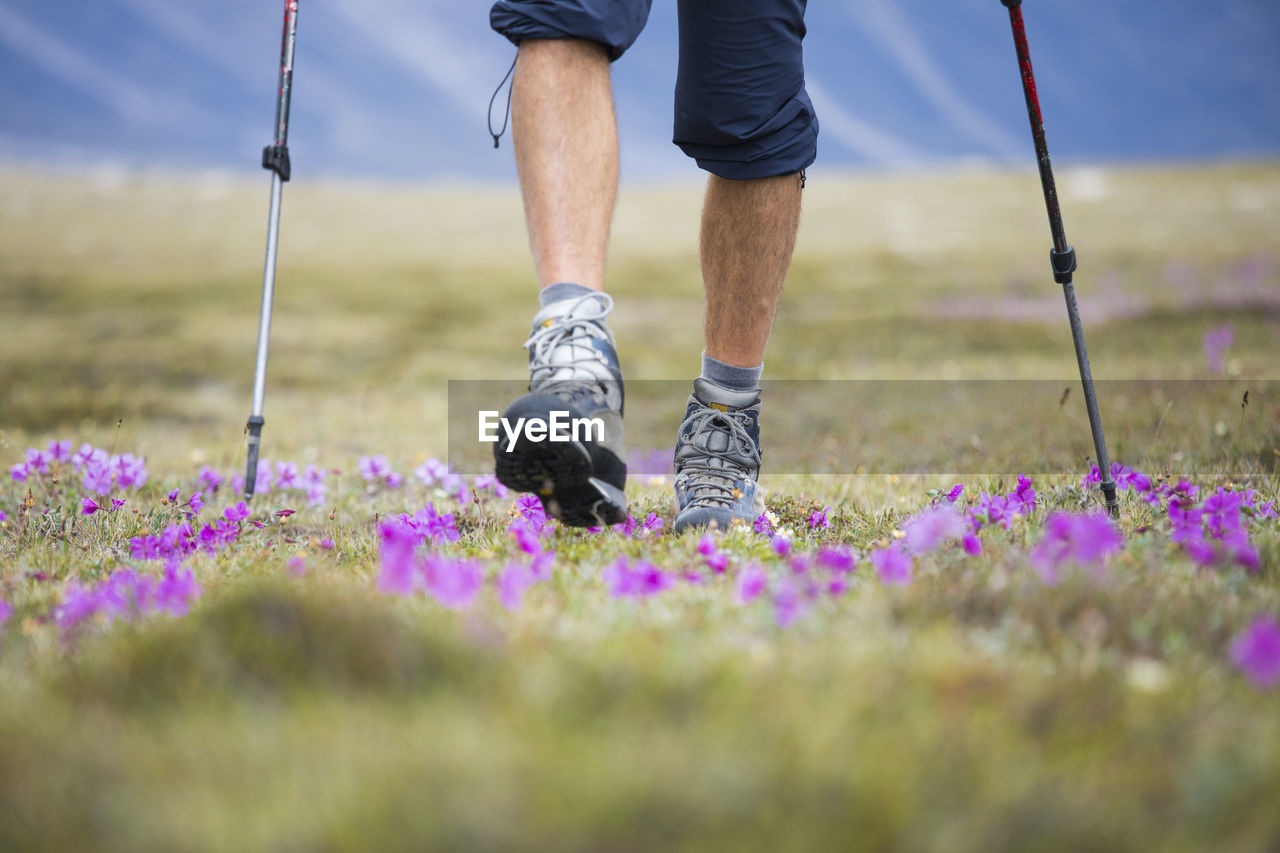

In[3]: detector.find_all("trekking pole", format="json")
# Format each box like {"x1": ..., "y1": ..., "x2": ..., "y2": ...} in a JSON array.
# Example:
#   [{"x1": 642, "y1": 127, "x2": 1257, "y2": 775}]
[
  {"x1": 999, "y1": 0, "x2": 1119, "y2": 517},
  {"x1": 245, "y1": 0, "x2": 299, "y2": 501}
]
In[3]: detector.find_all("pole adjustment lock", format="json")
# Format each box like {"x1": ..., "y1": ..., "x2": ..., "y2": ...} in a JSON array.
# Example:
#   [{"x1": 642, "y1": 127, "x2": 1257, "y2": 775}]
[
  {"x1": 1050, "y1": 245, "x2": 1077, "y2": 284},
  {"x1": 1000, "y1": 0, "x2": 1022, "y2": 7},
  {"x1": 262, "y1": 144, "x2": 291, "y2": 182}
]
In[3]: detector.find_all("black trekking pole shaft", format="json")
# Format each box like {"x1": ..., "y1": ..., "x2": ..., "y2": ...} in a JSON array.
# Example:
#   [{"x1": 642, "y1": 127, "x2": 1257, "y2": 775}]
[
  {"x1": 245, "y1": 0, "x2": 299, "y2": 500},
  {"x1": 1000, "y1": 0, "x2": 1119, "y2": 517}
]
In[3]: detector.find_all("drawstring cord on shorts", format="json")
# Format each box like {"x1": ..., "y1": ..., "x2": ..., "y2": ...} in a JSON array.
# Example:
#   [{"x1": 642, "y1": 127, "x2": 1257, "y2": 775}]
[{"x1": 488, "y1": 54, "x2": 518, "y2": 148}]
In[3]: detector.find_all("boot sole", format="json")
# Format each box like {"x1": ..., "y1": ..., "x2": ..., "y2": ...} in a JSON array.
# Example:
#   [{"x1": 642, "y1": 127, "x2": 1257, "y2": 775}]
[{"x1": 495, "y1": 434, "x2": 627, "y2": 528}]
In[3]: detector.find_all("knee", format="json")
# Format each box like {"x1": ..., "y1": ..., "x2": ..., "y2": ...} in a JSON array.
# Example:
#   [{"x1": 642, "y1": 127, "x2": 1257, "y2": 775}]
[
  {"x1": 674, "y1": 85, "x2": 819, "y2": 180},
  {"x1": 490, "y1": 0, "x2": 652, "y2": 61}
]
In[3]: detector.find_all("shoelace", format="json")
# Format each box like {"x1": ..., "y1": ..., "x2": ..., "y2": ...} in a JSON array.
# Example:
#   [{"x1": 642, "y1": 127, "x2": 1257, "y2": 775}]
[
  {"x1": 523, "y1": 292, "x2": 615, "y2": 399},
  {"x1": 675, "y1": 409, "x2": 760, "y2": 507}
]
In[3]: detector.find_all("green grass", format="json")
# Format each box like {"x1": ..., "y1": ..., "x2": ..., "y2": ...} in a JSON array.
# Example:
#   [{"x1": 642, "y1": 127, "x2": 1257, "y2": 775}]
[{"x1": 0, "y1": 162, "x2": 1278, "y2": 851}]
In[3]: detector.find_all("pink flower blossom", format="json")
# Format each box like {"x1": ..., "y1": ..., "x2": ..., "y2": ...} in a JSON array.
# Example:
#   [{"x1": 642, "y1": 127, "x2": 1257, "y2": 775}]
[
  {"x1": 816, "y1": 546, "x2": 856, "y2": 573},
  {"x1": 602, "y1": 557, "x2": 675, "y2": 598},
  {"x1": 81, "y1": 497, "x2": 99, "y2": 515},
  {"x1": 197, "y1": 465, "x2": 225, "y2": 493},
  {"x1": 902, "y1": 505, "x2": 966, "y2": 555},
  {"x1": 753, "y1": 512, "x2": 774, "y2": 535},
  {"x1": 1029, "y1": 511, "x2": 1123, "y2": 584},
  {"x1": 498, "y1": 562, "x2": 535, "y2": 611},
  {"x1": 808, "y1": 506, "x2": 831, "y2": 529},
  {"x1": 772, "y1": 576, "x2": 807, "y2": 627},
  {"x1": 871, "y1": 545, "x2": 912, "y2": 586},
  {"x1": 414, "y1": 458, "x2": 449, "y2": 486},
  {"x1": 1230, "y1": 615, "x2": 1280, "y2": 690},
  {"x1": 47, "y1": 440, "x2": 72, "y2": 463}
]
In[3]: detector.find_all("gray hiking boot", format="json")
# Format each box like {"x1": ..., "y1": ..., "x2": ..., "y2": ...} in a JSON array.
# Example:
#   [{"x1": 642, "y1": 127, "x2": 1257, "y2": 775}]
[
  {"x1": 493, "y1": 291, "x2": 627, "y2": 527},
  {"x1": 672, "y1": 377, "x2": 765, "y2": 534}
]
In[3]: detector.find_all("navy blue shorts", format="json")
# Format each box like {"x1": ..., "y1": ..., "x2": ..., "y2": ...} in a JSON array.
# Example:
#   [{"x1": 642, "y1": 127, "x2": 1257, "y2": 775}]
[{"x1": 490, "y1": 0, "x2": 817, "y2": 180}]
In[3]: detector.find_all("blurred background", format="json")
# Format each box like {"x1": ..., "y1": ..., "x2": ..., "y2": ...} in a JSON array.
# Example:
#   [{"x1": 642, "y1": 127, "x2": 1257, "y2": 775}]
[
  {"x1": 1, "y1": 0, "x2": 1277, "y2": 466},
  {"x1": 2, "y1": 0, "x2": 1278, "y2": 178}
]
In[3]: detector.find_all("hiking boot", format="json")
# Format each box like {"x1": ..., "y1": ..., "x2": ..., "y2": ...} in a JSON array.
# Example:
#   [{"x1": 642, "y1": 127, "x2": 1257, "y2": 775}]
[
  {"x1": 494, "y1": 291, "x2": 627, "y2": 527},
  {"x1": 672, "y1": 377, "x2": 764, "y2": 534}
]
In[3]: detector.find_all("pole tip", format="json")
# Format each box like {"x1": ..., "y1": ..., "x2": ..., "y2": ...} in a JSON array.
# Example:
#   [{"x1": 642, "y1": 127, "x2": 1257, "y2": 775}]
[{"x1": 1101, "y1": 481, "x2": 1120, "y2": 519}]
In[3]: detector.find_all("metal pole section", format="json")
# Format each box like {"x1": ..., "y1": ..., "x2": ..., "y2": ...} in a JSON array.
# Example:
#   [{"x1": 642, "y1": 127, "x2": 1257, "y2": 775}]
[
  {"x1": 1000, "y1": 0, "x2": 1119, "y2": 517},
  {"x1": 245, "y1": 0, "x2": 299, "y2": 500}
]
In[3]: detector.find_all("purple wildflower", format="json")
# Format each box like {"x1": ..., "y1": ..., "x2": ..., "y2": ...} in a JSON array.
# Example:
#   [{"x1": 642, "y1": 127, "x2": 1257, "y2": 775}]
[
  {"x1": 808, "y1": 506, "x2": 831, "y2": 529},
  {"x1": 301, "y1": 465, "x2": 327, "y2": 506},
  {"x1": 112, "y1": 454, "x2": 148, "y2": 489},
  {"x1": 110, "y1": 499, "x2": 126, "y2": 512},
  {"x1": 9, "y1": 462, "x2": 30, "y2": 482},
  {"x1": 816, "y1": 546, "x2": 856, "y2": 573},
  {"x1": 734, "y1": 564, "x2": 768, "y2": 605},
  {"x1": 414, "y1": 458, "x2": 449, "y2": 486},
  {"x1": 81, "y1": 497, "x2": 99, "y2": 515},
  {"x1": 55, "y1": 583, "x2": 101, "y2": 632},
  {"x1": 943, "y1": 484, "x2": 964, "y2": 503},
  {"x1": 155, "y1": 561, "x2": 202, "y2": 616},
  {"x1": 977, "y1": 493, "x2": 1015, "y2": 529},
  {"x1": 771, "y1": 535, "x2": 792, "y2": 557},
  {"x1": 640, "y1": 512, "x2": 664, "y2": 536},
  {"x1": 1029, "y1": 511, "x2": 1123, "y2": 584},
  {"x1": 962, "y1": 531, "x2": 983, "y2": 556},
  {"x1": 1010, "y1": 474, "x2": 1037, "y2": 513},
  {"x1": 358, "y1": 455, "x2": 400, "y2": 489},
  {"x1": 772, "y1": 576, "x2": 806, "y2": 627},
  {"x1": 613, "y1": 514, "x2": 638, "y2": 537},
  {"x1": 320, "y1": 538, "x2": 335, "y2": 550},
  {"x1": 422, "y1": 558, "x2": 484, "y2": 610},
  {"x1": 377, "y1": 520, "x2": 421, "y2": 596},
  {"x1": 509, "y1": 519, "x2": 544, "y2": 555},
  {"x1": 197, "y1": 465, "x2": 225, "y2": 493},
  {"x1": 1230, "y1": 615, "x2": 1280, "y2": 690},
  {"x1": 47, "y1": 439, "x2": 72, "y2": 463},
  {"x1": 697, "y1": 534, "x2": 717, "y2": 557},
  {"x1": 275, "y1": 462, "x2": 300, "y2": 491},
  {"x1": 224, "y1": 502, "x2": 250, "y2": 523},
  {"x1": 187, "y1": 491, "x2": 204, "y2": 515},
  {"x1": 871, "y1": 545, "x2": 913, "y2": 586},
  {"x1": 286, "y1": 556, "x2": 307, "y2": 577},
  {"x1": 82, "y1": 461, "x2": 112, "y2": 494},
  {"x1": 415, "y1": 503, "x2": 460, "y2": 544},
  {"x1": 72, "y1": 443, "x2": 97, "y2": 471},
  {"x1": 0, "y1": 599, "x2": 11, "y2": 629},
  {"x1": 498, "y1": 562, "x2": 536, "y2": 611},
  {"x1": 530, "y1": 551, "x2": 556, "y2": 582},
  {"x1": 1203, "y1": 324, "x2": 1233, "y2": 373},
  {"x1": 471, "y1": 473, "x2": 510, "y2": 500},
  {"x1": 602, "y1": 557, "x2": 674, "y2": 598},
  {"x1": 1083, "y1": 463, "x2": 1102, "y2": 489},
  {"x1": 25, "y1": 448, "x2": 51, "y2": 474},
  {"x1": 902, "y1": 505, "x2": 966, "y2": 555}
]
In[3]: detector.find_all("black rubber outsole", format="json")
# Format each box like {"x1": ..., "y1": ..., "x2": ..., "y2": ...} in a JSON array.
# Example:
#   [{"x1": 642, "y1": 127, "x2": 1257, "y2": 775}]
[{"x1": 495, "y1": 435, "x2": 627, "y2": 528}]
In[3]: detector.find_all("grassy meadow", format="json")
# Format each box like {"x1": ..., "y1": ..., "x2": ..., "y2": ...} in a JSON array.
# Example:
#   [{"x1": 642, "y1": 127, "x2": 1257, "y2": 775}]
[{"x1": 1, "y1": 161, "x2": 1278, "y2": 850}]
